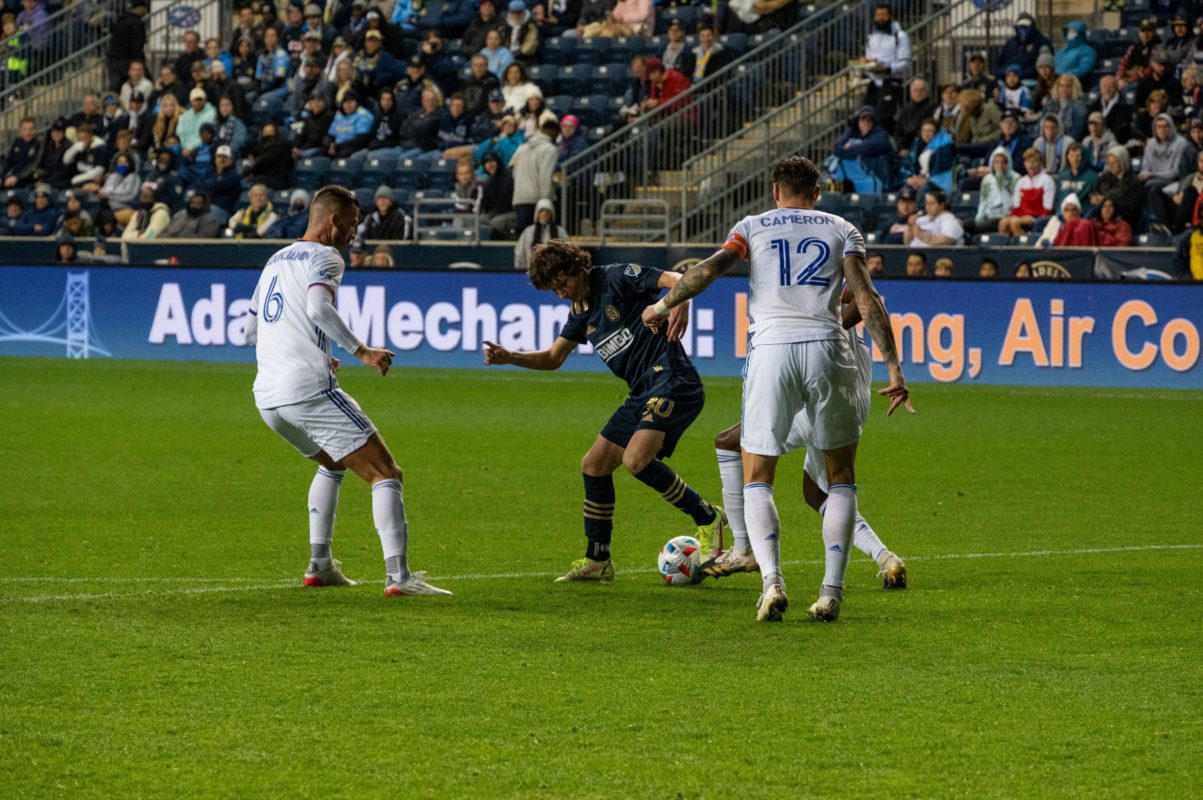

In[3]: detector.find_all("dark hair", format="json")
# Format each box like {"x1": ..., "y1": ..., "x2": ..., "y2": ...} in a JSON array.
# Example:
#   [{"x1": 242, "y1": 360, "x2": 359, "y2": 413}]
[
  {"x1": 867, "y1": 251, "x2": 884, "y2": 261},
  {"x1": 980, "y1": 256, "x2": 999, "y2": 268},
  {"x1": 312, "y1": 185, "x2": 358, "y2": 216},
  {"x1": 908, "y1": 251, "x2": 928, "y2": 264},
  {"x1": 540, "y1": 119, "x2": 561, "y2": 137},
  {"x1": 771, "y1": 155, "x2": 820, "y2": 197},
  {"x1": 528, "y1": 239, "x2": 591, "y2": 289},
  {"x1": 874, "y1": 3, "x2": 892, "y2": 13},
  {"x1": 926, "y1": 189, "x2": 948, "y2": 209}
]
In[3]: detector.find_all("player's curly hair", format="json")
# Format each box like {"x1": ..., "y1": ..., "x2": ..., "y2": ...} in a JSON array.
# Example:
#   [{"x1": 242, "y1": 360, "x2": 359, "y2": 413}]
[
  {"x1": 771, "y1": 155, "x2": 820, "y2": 197},
  {"x1": 528, "y1": 239, "x2": 591, "y2": 289}
]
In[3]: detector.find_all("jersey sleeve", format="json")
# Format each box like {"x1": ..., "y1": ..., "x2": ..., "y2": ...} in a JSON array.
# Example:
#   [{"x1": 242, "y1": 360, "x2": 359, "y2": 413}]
[
  {"x1": 842, "y1": 221, "x2": 866, "y2": 259},
  {"x1": 307, "y1": 248, "x2": 345, "y2": 293},
  {"x1": 559, "y1": 308, "x2": 589, "y2": 344},
  {"x1": 615, "y1": 263, "x2": 662, "y2": 298},
  {"x1": 721, "y1": 217, "x2": 752, "y2": 260}
]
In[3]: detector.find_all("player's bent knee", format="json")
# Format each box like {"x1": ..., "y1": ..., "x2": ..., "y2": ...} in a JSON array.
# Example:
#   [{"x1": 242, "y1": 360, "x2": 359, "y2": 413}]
[
  {"x1": 621, "y1": 450, "x2": 655, "y2": 475},
  {"x1": 714, "y1": 425, "x2": 740, "y2": 451}
]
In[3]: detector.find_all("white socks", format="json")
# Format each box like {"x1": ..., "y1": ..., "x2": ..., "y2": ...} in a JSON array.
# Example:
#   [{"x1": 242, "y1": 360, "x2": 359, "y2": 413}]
[
  {"x1": 371, "y1": 479, "x2": 410, "y2": 581},
  {"x1": 716, "y1": 449, "x2": 749, "y2": 550},
  {"x1": 308, "y1": 467, "x2": 344, "y2": 567},
  {"x1": 822, "y1": 484, "x2": 857, "y2": 588},
  {"x1": 819, "y1": 499, "x2": 887, "y2": 562},
  {"x1": 743, "y1": 482, "x2": 782, "y2": 589}
]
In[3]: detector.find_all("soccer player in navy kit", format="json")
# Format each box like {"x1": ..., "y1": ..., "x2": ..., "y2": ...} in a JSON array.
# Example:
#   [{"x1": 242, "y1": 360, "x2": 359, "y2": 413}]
[{"x1": 484, "y1": 240, "x2": 726, "y2": 582}]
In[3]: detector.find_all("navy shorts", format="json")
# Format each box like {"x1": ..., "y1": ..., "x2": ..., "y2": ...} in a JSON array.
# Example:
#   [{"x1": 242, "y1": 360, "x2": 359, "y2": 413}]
[{"x1": 600, "y1": 386, "x2": 705, "y2": 458}]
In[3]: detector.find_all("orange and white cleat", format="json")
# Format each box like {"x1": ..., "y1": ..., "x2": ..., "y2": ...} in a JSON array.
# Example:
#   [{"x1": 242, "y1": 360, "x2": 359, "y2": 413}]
[{"x1": 303, "y1": 559, "x2": 356, "y2": 587}]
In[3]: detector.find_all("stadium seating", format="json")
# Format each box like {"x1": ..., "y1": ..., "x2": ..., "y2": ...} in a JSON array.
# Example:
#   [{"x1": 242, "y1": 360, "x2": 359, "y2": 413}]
[{"x1": 293, "y1": 158, "x2": 330, "y2": 191}]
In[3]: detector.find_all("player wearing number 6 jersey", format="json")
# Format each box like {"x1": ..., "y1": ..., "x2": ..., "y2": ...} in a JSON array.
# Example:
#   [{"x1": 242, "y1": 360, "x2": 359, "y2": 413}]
[
  {"x1": 641, "y1": 155, "x2": 913, "y2": 623},
  {"x1": 244, "y1": 184, "x2": 450, "y2": 598}
]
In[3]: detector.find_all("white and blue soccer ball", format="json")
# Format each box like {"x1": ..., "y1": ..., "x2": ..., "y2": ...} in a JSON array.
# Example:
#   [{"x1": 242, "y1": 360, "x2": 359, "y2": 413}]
[{"x1": 658, "y1": 535, "x2": 704, "y2": 586}]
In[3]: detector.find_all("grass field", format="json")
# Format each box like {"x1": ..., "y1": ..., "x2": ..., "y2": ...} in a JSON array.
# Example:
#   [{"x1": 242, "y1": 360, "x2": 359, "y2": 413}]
[{"x1": 1, "y1": 356, "x2": 1200, "y2": 799}]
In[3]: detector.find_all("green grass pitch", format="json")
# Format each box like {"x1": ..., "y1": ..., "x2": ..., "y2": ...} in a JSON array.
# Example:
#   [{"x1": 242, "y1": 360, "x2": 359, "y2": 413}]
[{"x1": 1, "y1": 356, "x2": 1200, "y2": 798}]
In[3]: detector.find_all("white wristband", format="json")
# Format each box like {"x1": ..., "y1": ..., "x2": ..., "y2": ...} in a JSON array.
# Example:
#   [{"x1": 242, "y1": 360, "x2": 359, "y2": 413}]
[{"x1": 653, "y1": 299, "x2": 671, "y2": 316}]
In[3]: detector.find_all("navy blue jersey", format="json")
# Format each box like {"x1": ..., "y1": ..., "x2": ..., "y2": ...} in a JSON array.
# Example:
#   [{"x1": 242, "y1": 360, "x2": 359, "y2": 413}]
[{"x1": 559, "y1": 263, "x2": 701, "y2": 396}]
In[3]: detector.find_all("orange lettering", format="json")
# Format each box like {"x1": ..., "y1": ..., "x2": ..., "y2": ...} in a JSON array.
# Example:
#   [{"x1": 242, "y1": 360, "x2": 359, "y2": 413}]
[
  {"x1": 999, "y1": 299, "x2": 1049, "y2": 367},
  {"x1": 1161, "y1": 319, "x2": 1201, "y2": 372},
  {"x1": 1112, "y1": 300, "x2": 1158, "y2": 370}
]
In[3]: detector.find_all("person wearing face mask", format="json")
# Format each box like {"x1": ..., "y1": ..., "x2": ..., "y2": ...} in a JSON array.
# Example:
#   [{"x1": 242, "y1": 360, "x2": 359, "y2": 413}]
[
  {"x1": 266, "y1": 189, "x2": 311, "y2": 239},
  {"x1": 99, "y1": 153, "x2": 141, "y2": 225},
  {"x1": 163, "y1": 190, "x2": 222, "y2": 238},
  {"x1": 1053, "y1": 21, "x2": 1096, "y2": 80},
  {"x1": 859, "y1": 4, "x2": 910, "y2": 112},
  {"x1": 993, "y1": 13, "x2": 1052, "y2": 81},
  {"x1": 121, "y1": 182, "x2": 172, "y2": 241},
  {"x1": 245, "y1": 122, "x2": 295, "y2": 190}
]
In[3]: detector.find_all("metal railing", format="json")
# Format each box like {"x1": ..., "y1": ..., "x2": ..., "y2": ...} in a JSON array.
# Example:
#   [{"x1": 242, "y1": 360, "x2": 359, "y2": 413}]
[
  {"x1": 0, "y1": 0, "x2": 124, "y2": 101},
  {"x1": 599, "y1": 198, "x2": 669, "y2": 244},
  {"x1": 678, "y1": 0, "x2": 992, "y2": 244},
  {"x1": 0, "y1": 0, "x2": 226, "y2": 149},
  {"x1": 414, "y1": 196, "x2": 483, "y2": 244}
]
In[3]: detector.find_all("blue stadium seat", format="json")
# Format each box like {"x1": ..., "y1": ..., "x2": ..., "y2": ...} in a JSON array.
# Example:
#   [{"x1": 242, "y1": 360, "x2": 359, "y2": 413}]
[
  {"x1": 271, "y1": 189, "x2": 290, "y2": 207},
  {"x1": 1105, "y1": 29, "x2": 1137, "y2": 59},
  {"x1": 644, "y1": 35, "x2": 667, "y2": 57},
  {"x1": 393, "y1": 160, "x2": 422, "y2": 191},
  {"x1": 545, "y1": 94, "x2": 574, "y2": 114},
  {"x1": 978, "y1": 233, "x2": 1010, "y2": 247},
  {"x1": 357, "y1": 154, "x2": 399, "y2": 190},
  {"x1": 540, "y1": 36, "x2": 576, "y2": 65},
  {"x1": 605, "y1": 96, "x2": 625, "y2": 122},
  {"x1": 570, "y1": 95, "x2": 607, "y2": 127},
  {"x1": 591, "y1": 64, "x2": 625, "y2": 95},
  {"x1": 293, "y1": 157, "x2": 329, "y2": 190},
  {"x1": 612, "y1": 36, "x2": 646, "y2": 60},
  {"x1": 1120, "y1": 0, "x2": 1149, "y2": 26},
  {"x1": 658, "y1": 5, "x2": 698, "y2": 33},
  {"x1": 325, "y1": 158, "x2": 363, "y2": 188},
  {"x1": 1138, "y1": 232, "x2": 1171, "y2": 246},
  {"x1": 574, "y1": 37, "x2": 610, "y2": 65},
  {"x1": 797, "y1": 3, "x2": 817, "y2": 21},
  {"x1": 719, "y1": 33, "x2": 748, "y2": 56},
  {"x1": 354, "y1": 187, "x2": 376, "y2": 210},
  {"x1": 554, "y1": 64, "x2": 593, "y2": 96},
  {"x1": 251, "y1": 93, "x2": 285, "y2": 127},
  {"x1": 527, "y1": 64, "x2": 557, "y2": 94},
  {"x1": 816, "y1": 194, "x2": 843, "y2": 214},
  {"x1": 587, "y1": 124, "x2": 614, "y2": 143},
  {"x1": 1122, "y1": 86, "x2": 1137, "y2": 105},
  {"x1": 424, "y1": 159, "x2": 458, "y2": 192},
  {"x1": 237, "y1": 188, "x2": 251, "y2": 208}
]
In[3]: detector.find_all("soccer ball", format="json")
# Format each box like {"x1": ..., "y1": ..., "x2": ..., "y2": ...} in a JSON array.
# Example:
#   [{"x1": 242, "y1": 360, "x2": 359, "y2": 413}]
[{"x1": 658, "y1": 535, "x2": 704, "y2": 586}]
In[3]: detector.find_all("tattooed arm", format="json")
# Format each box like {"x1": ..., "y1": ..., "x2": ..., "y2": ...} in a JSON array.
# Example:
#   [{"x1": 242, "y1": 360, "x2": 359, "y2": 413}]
[
  {"x1": 843, "y1": 253, "x2": 915, "y2": 416},
  {"x1": 640, "y1": 248, "x2": 741, "y2": 333}
]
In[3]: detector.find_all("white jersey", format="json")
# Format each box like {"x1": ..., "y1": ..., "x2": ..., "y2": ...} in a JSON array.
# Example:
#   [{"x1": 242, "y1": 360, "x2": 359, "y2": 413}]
[
  {"x1": 251, "y1": 240, "x2": 346, "y2": 409},
  {"x1": 724, "y1": 207, "x2": 865, "y2": 346}
]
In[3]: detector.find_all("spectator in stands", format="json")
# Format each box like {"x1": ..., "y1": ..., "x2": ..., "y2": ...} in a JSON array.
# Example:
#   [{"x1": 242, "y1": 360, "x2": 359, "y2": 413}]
[
  {"x1": 979, "y1": 257, "x2": 999, "y2": 278},
  {"x1": 1032, "y1": 51, "x2": 1057, "y2": 116},
  {"x1": 970, "y1": 148, "x2": 1018, "y2": 234},
  {"x1": 1163, "y1": 15, "x2": 1192, "y2": 67},
  {"x1": 326, "y1": 91, "x2": 376, "y2": 159},
  {"x1": 390, "y1": 0, "x2": 420, "y2": 35},
  {"x1": 896, "y1": 79, "x2": 937, "y2": 155},
  {"x1": 355, "y1": 9, "x2": 404, "y2": 58},
  {"x1": 463, "y1": 54, "x2": 501, "y2": 115},
  {"x1": 465, "y1": 0, "x2": 508, "y2": 53},
  {"x1": 999, "y1": 148, "x2": 1055, "y2": 236},
  {"x1": 286, "y1": 56, "x2": 332, "y2": 118},
  {"x1": 1032, "y1": 113, "x2": 1074, "y2": 174},
  {"x1": 243, "y1": 123, "x2": 293, "y2": 191},
  {"x1": 998, "y1": 65, "x2": 1035, "y2": 116},
  {"x1": 506, "y1": 0, "x2": 540, "y2": 63},
  {"x1": 514, "y1": 198, "x2": 567, "y2": 270},
  {"x1": 1136, "y1": 49, "x2": 1181, "y2": 109},
  {"x1": 356, "y1": 29, "x2": 406, "y2": 99},
  {"x1": 293, "y1": 94, "x2": 334, "y2": 158},
  {"x1": 213, "y1": 96, "x2": 249, "y2": 159},
  {"x1": 479, "y1": 150, "x2": 516, "y2": 238},
  {"x1": 112, "y1": 92, "x2": 153, "y2": 153},
  {"x1": 876, "y1": 185, "x2": 917, "y2": 244},
  {"x1": 2, "y1": 196, "x2": 23, "y2": 235},
  {"x1": 163, "y1": 191, "x2": 222, "y2": 238},
  {"x1": 1038, "y1": 193, "x2": 1097, "y2": 247},
  {"x1": 905, "y1": 189, "x2": 963, "y2": 247},
  {"x1": 327, "y1": 37, "x2": 353, "y2": 84},
  {"x1": 691, "y1": 23, "x2": 729, "y2": 84},
  {"x1": 395, "y1": 55, "x2": 439, "y2": 115},
  {"x1": 1131, "y1": 88, "x2": 1169, "y2": 142},
  {"x1": 34, "y1": 119, "x2": 71, "y2": 190},
  {"x1": 439, "y1": 92, "x2": 474, "y2": 152},
  {"x1": 174, "y1": 31, "x2": 204, "y2": 85},
  {"x1": 473, "y1": 113, "x2": 522, "y2": 168},
  {"x1": 178, "y1": 122, "x2": 218, "y2": 187},
  {"x1": 421, "y1": 30, "x2": 460, "y2": 96},
  {"x1": 1013, "y1": 261, "x2": 1033, "y2": 278},
  {"x1": 901, "y1": 118, "x2": 954, "y2": 192},
  {"x1": 55, "y1": 234, "x2": 78, "y2": 263},
  {"x1": 575, "y1": 0, "x2": 613, "y2": 32},
  {"x1": 932, "y1": 83, "x2": 960, "y2": 133},
  {"x1": 69, "y1": 94, "x2": 105, "y2": 138},
  {"x1": 1181, "y1": 65, "x2": 1203, "y2": 120},
  {"x1": 1055, "y1": 142, "x2": 1098, "y2": 215},
  {"x1": 859, "y1": 3, "x2": 910, "y2": 108},
  {"x1": 510, "y1": 118, "x2": 559, "y2": 232},
  {"x1": 226, "y1": 183, "x2": 277, "y2": 239},
  {"x1": 283, "y1": 5, "x2": 308, "y2": 58},
  {"x1": 1054, "y1": 21, "x2": 1096, "y2": 81},
  {"x1": 518, "y1": 95, "x2": 556, "y2": 139},
  {"x1": 905, "y1": 251, "x2": 927, "y2": 277},
  {"x1": 120, "y1": 62, "x2": 154, "y2": 112},
  {"x1": 143, "y1": 149, "x2": 183, "y2": 212},
  {"x1": 98, "y1": 95, "x2": 123, "y2": 143},
  {"x1": 347, "y1": 238, "x2": 368, "y2": 267},
  {"x1": 452, "y1": 159, "x2": 483, "y2": 216},
  {"x1": 501, "y1": 62, "x2": 542, "y2": 115},
  {"x1": 454, "y1": 90, "x2": 509, "y2": 157},
  {"x1": 332, "y1": 59, "x2": 358, "y2": 107},
  {"x1": 2, "y1": 117, "x2": 40, "y2": 189},
  {"x1": 866, "y1": 252, "x2": 885, "y2": 276},
  {"x1": 1081, "y1": 111, "x2": 1118, "y2": 171},
  {"x1": 98, "y1": 154, "x2": 139, "y2": 228},
  {"x1": 106, "y1": 0, "x2": 147, "y2": 92},
  {"x1": 556, "y1": 114, "x2": 586, "y2": 166},
  {"x1": 1045, "y1": 73, "x2": 1088, "y2": 141},
  {"x1": 933, "y1": 257, "x2": 954, "y2": 278},
  {"x1": 230, "y1": 6, "x2": 263, "y2": 54},
  {"x1": 640, "y1": 57, "x2": 689, "y2": 117},
  {"x1": 209, "y1": 62, "x2": 248, "y2": 123},
  {"x1": 371, "y1": 245, "x2": 395, "y2": 267},
  {"x1": 64, "y1": 124, "x2": 108, "y2": 191},
  {"x1": 1119, "y1": 19, "x2": 1160, "y2": 86},
  {"x1": 13, "y1": 184, "x2": 56, "y2": 236},
  {"x1": 1141, "y1": 113, "x2": 1188, "y2": 231},
  {"x1": 995, "y1": 13, "x2": 1051, "y2": 81},
  {"x1": 1089, "y1": 75, "x2": 1133, "y2": 143},
  {"x1": 481, "y1": 28, "x2": 515, "y2": 81},
  {"x1": 830, "y1": 106, "x2": 894, "y2": 193},
  {"x1": 304, "y1": 4, "x2": 335, "y2": 51},
  {"x1": 358, "y1": 86, "x2": 404, "y2": 156},
  {"x1": 953, "y1": 89, "x2": 1001, "y2": 156},
  {"x1": 204, "y1": 37, "x2": 234, "y2": 78},
  {"x1": 1090, "y1": 145, "x2": 1143, "y2": 228},
  {"x1": 534, "y1": 0, "x2": 579, "y2": 37},
  {"x1": 178, "y1": 88, "x2": 217, "y2": 157},
  {"x1": 151, "y1": 93, "x2": 181, "y2": 154},
  {"x1": 960, "y1": 52, "x2": 997, "y2": 100},
  {"x1": 121, "y1": 182, "x2": 171, "y2": 241},
  {"x1": 661, "y1": 19, "x2": 692, "y2": 76},
  {"x1": 190, "y1": 60, "x2": 215, "y2": 103},
  {"x1": 342, "y1": 0, "x2": 369, "y2": 41},
  {"x1": 109, "y1": 128, "x2": 143, "y2": 176},
  {"x1": 360, "y1": 185, "x2": 413, "y2": 240},
  {"x1": 232, "y1": 37, "x2": 259, "y2": 95},
  {"x1": 1176, "y1": 147, "x2": 1203, "y2": 231},
  {"x1": 395, "y1": 88, "x2": 444, "y2": 159},
  {"x1": 264, "y1": 189, "x2": 311, "y2": 239},
  {"x1": 619, "y1": 54, "x2": 648, "y2": 123},
  {"x1": 1093, "y1": 196, "x2": 1133, "y2": 246},
  {"x1": 198, "y1": 145, "x2": 241, "y2": 218},
  {"x1": 256, "y1": 27, "x2": 292, "y2": 101}
]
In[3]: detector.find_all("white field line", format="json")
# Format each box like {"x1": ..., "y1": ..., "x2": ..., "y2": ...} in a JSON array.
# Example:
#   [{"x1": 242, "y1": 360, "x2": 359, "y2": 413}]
[{"x1": 4, "y1": 543, "x2": 1200, "y2": 604}]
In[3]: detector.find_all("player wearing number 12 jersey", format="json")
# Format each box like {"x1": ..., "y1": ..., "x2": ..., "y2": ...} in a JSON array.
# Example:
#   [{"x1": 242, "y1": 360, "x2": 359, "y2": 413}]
[
  {"x1": 244, "y1": 185, "x2": 450, "y2": 598},
  {"x1": 642, "y1": 156, "x2": 913, "y2": 622}
]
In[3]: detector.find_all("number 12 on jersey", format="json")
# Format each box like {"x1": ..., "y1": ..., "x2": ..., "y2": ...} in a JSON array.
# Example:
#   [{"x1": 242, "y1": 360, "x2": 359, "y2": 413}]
[{"x1": 771, "y1": 237, "x2": 831, "y2": 287}]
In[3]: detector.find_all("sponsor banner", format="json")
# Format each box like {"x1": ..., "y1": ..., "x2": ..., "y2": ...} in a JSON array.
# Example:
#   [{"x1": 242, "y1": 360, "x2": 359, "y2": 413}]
[
  {"x1": 0, "y1": 266, "x2": 1200, "y2": 388},
  {"x1": 150, "y1": 1, "x2": 221, "y2": 58}
]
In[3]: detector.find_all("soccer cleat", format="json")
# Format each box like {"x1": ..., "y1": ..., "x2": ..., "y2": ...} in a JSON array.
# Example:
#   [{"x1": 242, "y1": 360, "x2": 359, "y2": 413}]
[
  {"x1": 878, "y1": 551, "x2": 907, "y2": 589},
  {"x1": 694, "y1": 505, "x2": 728, "y2": 558},
  {"x1": 384, "y1": 571, "x2": 452, "y2": 597},
  {"x1": 554, "y1": 557, "x2": 615, "y2": 583},
  {"x1": 807, "y1": 585, "x2": 843, "y2": 622},
  {"x1": 700, "y1": 546, "x2": 760, "y2": 579},
  {"x1": 755, "y1": 582, "x2": 788, "y2": 622},
  {"x1": 303, "y1": 559, "x2": 356, "y2": 587}
]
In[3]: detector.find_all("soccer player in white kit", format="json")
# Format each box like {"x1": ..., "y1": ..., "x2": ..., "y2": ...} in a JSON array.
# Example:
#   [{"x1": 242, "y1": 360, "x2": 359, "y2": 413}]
[
  {"x1": 642, "y1": 156, "x2": 912, "y2": 622},
  {"x1": 244, "y1": 184, "x2": 450, "y2": 597}
]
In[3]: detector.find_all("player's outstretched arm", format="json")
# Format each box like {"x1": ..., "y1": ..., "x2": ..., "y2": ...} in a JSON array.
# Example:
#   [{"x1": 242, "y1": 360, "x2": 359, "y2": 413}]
[
  {"x1": 305, "y1": 285, "x2": 394, "y2": 376},
  {"x1": 656, "y1": 271, "x2": 690, "y2": 342},
  {"x1": 842, "y1": 254, "x2": 914, "y2": 416},
  {"x1": 641, "y1": 248, "x2": 740, "y2": 333},
  {"x1": 484, "y1": 336, "x2": 577, "y2": 371}
]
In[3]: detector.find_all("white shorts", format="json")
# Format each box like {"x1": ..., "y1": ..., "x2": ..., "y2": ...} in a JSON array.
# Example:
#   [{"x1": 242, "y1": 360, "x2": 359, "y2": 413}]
[
  {"x1": 259, "y1": 388, "x2": 377, "y2": 463},
  {"x1": 788, "y1": 331, "x2": 872, "y2": 488},
  {"x1": 741, "y1": 337, "x2": 869, "y2": 456}
]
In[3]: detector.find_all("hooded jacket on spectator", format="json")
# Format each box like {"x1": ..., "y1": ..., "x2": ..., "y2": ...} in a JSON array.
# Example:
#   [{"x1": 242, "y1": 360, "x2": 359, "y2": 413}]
[
  {"x1": 265, "y1": 190, "x2": 311, "y2": 239},
  {"x1": 163, "y1": 193, "x2": 223, "y2": 237},
  {"x1": 977, "y1": 147, "x2": 1019, "y2": 223},
  {"x1": 1143, "y1": 112, "x2": 1188, "y2": 180},
  {"x1": 1094, "y1": 145, "x2": 1144, "y2": 227},
  {"x1": 510, "y1": 129, "x2": 557, "y2": 205},
  {"x1": 1032, "y1": 114, "x2": 1075, "y2": 174},
  {"x1": 513, "y1": 198, "x2": 567, "y2": 271},
  {"x1": 1054, "y1": 21, "x2": 1096, "y2": 79},
  {"x1": 831, "y1": 106, "x2": 895, "y2": 192},
  {"x1": 954, "y1": 89, "x2": 1001, "y2": 144},
  {"x1": 994, "y1": 14, "x2": 1052, "y2": 80}
]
